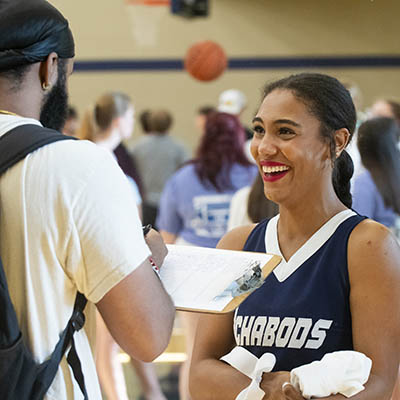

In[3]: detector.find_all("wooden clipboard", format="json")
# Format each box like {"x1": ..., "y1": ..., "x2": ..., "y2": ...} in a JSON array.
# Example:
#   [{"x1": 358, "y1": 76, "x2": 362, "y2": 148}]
[
  {"x1": 220, "y1": 254, "x2": 281, "y2": 313},
  {"x1": 159, "y1": 245, "x2": 281, "y2": 314}
]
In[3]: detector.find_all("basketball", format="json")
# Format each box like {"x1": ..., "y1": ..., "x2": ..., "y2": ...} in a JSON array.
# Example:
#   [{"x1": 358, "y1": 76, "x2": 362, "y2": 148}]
[{"x1": 184, "y1": 40, "x2": 227, "y2": 82}]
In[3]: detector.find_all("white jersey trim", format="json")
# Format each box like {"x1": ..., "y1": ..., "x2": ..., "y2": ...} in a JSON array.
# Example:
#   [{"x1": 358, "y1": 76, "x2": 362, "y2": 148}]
[{"x1": 265, "y1": 209, "x2": 356, "y2": 282}]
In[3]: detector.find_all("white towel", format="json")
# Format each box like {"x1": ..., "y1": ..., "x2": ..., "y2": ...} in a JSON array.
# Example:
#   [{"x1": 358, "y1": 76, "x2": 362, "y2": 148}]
[
  {"x1": 221, "y1": 347, "x2": 276, "y2": 400},
  {"x1": 290, "y1": 350, "x2": 372, "y2": 399},
  {"x1": 221, "y1": 347, "x2": 372, "y2": 399}
]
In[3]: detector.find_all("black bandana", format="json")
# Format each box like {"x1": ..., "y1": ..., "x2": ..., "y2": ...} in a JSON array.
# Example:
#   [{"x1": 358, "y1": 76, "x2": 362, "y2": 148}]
[{"x1": 0, "y1": 0, "x2": 74, "y2": 72}]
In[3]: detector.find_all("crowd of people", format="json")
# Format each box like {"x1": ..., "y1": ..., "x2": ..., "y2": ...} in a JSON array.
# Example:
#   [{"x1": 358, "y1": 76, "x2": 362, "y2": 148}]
[{"x1": 1, "y1": 1, "x2": 400, "y2": 400}]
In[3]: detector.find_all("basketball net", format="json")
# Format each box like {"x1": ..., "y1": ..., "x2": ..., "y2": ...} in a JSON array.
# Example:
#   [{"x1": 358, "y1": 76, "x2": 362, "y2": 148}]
[{"x1": 125, "y1": 0, "x2": 170, "y2": 47}]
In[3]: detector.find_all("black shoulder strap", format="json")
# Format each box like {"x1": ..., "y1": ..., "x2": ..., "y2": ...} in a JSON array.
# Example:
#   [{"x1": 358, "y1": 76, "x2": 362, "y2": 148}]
[
  {"x1": 0, "y1": 124, "x2": 75, "y2": 175},
  {"x1": 0, "y1": 123, "x2": 89, "y2": 399}
]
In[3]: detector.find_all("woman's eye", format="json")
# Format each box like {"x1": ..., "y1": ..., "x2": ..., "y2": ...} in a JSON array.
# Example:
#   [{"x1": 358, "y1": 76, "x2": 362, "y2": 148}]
[
  {"x1": 252, "y1": 125, "x2": 264, "y2": 137},
  {"x1": 278, "y1": 127, "x2": 295, "y2": 137}
]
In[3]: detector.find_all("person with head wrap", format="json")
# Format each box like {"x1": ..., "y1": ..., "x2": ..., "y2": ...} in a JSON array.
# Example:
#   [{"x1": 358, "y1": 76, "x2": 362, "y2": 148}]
[{"x1": 0, "y1": 1, "x2": 175, "y2": 399}]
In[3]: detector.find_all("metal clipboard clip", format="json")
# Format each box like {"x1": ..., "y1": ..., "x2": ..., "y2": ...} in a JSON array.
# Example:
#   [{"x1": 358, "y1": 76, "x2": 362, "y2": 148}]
[
  {"x1": 213, "y1": 260, "x2": 264, "y2": 302},
  {"x1": 230, "y1": 260, "x2": 264, "y2": 297}
]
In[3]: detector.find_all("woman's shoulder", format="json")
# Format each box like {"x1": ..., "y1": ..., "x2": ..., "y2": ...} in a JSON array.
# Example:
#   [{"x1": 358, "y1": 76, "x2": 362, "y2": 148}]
[
  {"x1": 348, "y1": 218, "x2": 400, "y2": 276},
  {"x1": 349, "y1": 218, "x2": 394, "y2": 245},
  {"x1": 218, "y1": 224, "x2": 257, "y2": 251}
]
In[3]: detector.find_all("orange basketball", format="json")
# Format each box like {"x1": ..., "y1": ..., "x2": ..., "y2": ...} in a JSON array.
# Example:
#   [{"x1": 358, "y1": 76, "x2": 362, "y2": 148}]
[{"x1": 184, "y1": 40, "x2": 227, "y2": 82}]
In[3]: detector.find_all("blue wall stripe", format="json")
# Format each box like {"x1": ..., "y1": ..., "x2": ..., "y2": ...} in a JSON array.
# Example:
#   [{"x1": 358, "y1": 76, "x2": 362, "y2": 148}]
[{"x1": 74, "y1": 55, "x2": 400, "y2": 72}]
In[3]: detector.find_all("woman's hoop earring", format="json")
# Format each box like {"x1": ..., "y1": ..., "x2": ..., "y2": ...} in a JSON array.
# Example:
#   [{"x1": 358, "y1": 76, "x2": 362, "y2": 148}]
[{"x1": 42, "y1": 82, "x2": 50, "y2": 91}]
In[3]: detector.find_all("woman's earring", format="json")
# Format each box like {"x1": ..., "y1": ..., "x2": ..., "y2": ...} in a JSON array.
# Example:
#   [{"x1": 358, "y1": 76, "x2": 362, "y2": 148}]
[{"x1": 42, "y1": 82, "x2": 50, "y2": 91}]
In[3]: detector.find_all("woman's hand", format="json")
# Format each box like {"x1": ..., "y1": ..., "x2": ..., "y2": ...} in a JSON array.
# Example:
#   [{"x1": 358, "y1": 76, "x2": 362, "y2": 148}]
[
  {"x1": 260, "y1": 371, "x2": 301, "y2": 399},
  {"x1": 281, "y1": 382, "x2": 304, "y2": 399}
]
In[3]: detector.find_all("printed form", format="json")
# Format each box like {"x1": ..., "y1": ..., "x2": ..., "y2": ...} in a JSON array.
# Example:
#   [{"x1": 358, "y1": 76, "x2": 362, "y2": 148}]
[{"x1": 159, "y1": 245, "x2": 281, "y2": 313}]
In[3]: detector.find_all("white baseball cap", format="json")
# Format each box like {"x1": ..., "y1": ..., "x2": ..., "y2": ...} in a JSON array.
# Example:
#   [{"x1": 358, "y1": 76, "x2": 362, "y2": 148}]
[{"x1": 218, "y1": 89, "x2": 247, "y2": 115}]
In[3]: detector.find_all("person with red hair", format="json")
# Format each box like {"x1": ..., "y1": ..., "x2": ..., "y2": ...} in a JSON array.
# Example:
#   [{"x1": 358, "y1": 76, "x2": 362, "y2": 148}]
[{"x1": 157, "y1": 111, "x2": 257, "y2": 248}]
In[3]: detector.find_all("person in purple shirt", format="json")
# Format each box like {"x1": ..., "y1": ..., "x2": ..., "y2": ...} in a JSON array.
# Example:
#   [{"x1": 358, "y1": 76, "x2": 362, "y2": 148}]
[
  {"x1": 352, "y1": 117, "x2": 400, "y2": 229},
  {"x1": 157, "y1": 112, "x2": 258, "y2": 249}
]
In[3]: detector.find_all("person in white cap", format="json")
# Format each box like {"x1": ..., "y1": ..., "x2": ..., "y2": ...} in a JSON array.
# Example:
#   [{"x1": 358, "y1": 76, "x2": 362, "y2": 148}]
[
  {"x1": 218, "y1": 89, "x2": 248, "y2": 116},
  {"x1": 218, "y1": 89, "x2": 254, "y2": 162}
]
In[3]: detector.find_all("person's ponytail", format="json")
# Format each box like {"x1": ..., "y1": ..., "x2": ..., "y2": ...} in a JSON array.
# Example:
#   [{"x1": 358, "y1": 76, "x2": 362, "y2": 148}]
[{"x1": 332, "y1": 150, "x2": 354, "y2": 208}]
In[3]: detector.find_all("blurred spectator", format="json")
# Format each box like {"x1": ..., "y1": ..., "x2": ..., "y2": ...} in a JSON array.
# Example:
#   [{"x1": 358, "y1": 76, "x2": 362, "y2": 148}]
[
  {"x1": 139, "y1": 109, "x2": 152, "y2": 134},
  {"x1": 227, "y1": 173, "x2": 279, "y2": 230},
  {"x1": 157, "y1": 111, "x2": 257, "y2": 247},
  {"x1": 62, "y1": 105, "x2": 79, "y2": 137},
  {"x1": 369, "y1": 98, "x2": 400, "y2": 127},
  {"x1": 341, "y1": 80, "x2": 367, "y2": 179},
  {"x1": 78, "y1": 92, "x2": 166, "y2": 400},
  {"x1": 218, "y1": 88, "x2": 252, "y2": 140},
  {"x1": 194, "y1": 105, "x2": 215, "y2": 134},
  {"x1": 352, "y1": 117, "x2": 400, "y2": 230},
  {"x1": 157, "y1": 111, "x2": 257, "y2": 400},
  {"x1": 114, "y1": 143, "x2": 144, "y2": 198},
  {"x1": 131, "y1": 109, "x2": 190, "y2": 227}
]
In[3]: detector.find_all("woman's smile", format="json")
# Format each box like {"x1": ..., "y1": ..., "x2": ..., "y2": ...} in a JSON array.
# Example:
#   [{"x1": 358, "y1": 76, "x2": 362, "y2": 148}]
[{"x1": 260, "y1": 160, "x2": 291, "y2": 182}]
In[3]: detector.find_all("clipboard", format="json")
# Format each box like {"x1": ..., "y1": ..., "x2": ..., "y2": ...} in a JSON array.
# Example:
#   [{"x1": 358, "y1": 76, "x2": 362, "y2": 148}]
[{"x1": 159, "y1": 245, "x2": 281, "y2": 314}]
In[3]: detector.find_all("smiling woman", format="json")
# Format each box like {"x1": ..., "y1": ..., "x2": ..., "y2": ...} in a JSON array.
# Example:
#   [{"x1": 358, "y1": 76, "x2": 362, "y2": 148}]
[{"x1": 189, "y1": 73, "x2": 400, "y2": 400}]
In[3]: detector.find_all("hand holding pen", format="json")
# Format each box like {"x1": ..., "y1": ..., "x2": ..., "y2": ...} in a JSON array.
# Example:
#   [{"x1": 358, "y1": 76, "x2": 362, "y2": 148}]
[
  {"x1": 142, "y1": 224, "x2": 152, "y2": 236},
  {"x1": 142, "y1": 224, "x2": 166, "y2": 275}
]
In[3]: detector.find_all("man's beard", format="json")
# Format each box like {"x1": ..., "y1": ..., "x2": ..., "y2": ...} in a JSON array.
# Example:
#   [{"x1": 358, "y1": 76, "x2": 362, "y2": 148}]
[{"x1": 39, "y1": 61, "x2": 69, "y2": 131}]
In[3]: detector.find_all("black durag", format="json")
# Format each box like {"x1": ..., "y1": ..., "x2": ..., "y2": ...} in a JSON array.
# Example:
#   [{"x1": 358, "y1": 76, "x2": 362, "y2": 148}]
[{"x1": 0, "y1": 0, "x2": 74, "y2": 72}]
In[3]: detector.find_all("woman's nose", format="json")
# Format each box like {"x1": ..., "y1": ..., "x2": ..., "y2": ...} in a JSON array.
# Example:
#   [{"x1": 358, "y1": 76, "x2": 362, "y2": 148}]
[{"x1": 257, "y1": 134, "x2": 278, "y2": 157}]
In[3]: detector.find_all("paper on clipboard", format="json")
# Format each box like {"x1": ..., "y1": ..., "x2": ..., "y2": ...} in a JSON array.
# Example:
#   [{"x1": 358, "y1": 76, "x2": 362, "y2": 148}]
[{"x1": 159, "y1": 245, "x2": 281, "y2": 313}]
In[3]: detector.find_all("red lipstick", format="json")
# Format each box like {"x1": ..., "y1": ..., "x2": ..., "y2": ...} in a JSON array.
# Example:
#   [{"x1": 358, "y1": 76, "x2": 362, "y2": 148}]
[{"x1": 260, "y1": 161, "x2": 290, "y2": 182}]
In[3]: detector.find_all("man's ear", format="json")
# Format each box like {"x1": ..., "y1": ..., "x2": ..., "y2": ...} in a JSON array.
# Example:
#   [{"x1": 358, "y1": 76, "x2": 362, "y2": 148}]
[
  {"x1": 39, "y1": 52, "x2": 58, "y2": 91},
  {"x1": 334, "y1": 128, "x2": 350, "y2": 158}
]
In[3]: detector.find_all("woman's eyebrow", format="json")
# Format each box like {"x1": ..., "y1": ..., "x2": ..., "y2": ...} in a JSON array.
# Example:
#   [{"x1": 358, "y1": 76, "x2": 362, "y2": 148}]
[
  {"x1": 252, "y1": 117, "x2": 263, "y2": 124},
  {"x1": 273, "y1": 119, "x2": 301, "y2": 127}
]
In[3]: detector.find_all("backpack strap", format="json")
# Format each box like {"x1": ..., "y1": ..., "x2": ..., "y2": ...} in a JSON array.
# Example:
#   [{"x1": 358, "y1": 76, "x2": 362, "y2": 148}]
[
  {"x1": 0, "y1": 124, "x2": 75, "y2": 174},
  {"x1": 0, "y1": 123, "x2": 89, "y2": 399},
  {"x1": 35, "y1": 293, "x2": 88, "y2": 399}
]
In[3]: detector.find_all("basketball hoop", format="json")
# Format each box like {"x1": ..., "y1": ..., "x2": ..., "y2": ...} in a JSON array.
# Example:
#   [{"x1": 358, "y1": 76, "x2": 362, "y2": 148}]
[{"x1": 125, "y1": 0, "x2": 170, "y2": 47}]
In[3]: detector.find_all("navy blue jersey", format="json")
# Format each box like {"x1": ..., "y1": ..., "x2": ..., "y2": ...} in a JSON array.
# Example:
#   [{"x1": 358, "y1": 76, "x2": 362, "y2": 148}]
[{"x1": 234, "y1": 210, "x2": 366, "y2": 371}]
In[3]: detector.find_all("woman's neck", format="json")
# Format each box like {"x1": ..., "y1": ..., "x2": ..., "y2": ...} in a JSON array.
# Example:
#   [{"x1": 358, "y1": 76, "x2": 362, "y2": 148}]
[
  {"x1": 276, "y1": 189, "x2": 347, "y2": 260},
  {"x1": 279, "y1": 202, "x2": 346, "y2": 239}
]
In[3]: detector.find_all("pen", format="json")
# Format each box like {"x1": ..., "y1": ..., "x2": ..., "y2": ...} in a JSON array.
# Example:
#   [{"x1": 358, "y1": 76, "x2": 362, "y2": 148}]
[
  {"x1": 142, "y1": 224, "x2": 152, "y2": 236},
  {"x1": 142, "y1": 224, "x2": 160, "y2": 276}
]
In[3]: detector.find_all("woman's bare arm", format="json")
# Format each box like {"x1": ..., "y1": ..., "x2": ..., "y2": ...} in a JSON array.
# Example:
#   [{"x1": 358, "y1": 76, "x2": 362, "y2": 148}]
[
  {"x1": 285, "y1": 220, "x2": 400, "y2": 400},
  {"x1": 190, "y1": 311, "x2": 251, "y2": 399},
  {"x1": 346, "y1": 220, "x2": 400, "y2": 399},
  {"x1": 190, "y1": 224, "x2": 291, "y2": 400},
  {"x1": 190, "y1": 225, "x2": 254, "y2": 399}
]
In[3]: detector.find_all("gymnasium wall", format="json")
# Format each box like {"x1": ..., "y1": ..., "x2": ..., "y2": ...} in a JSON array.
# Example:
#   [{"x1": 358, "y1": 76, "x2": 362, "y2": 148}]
[{"x1": 51, "y1": 0, "x2": 400, "y2": 151}]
